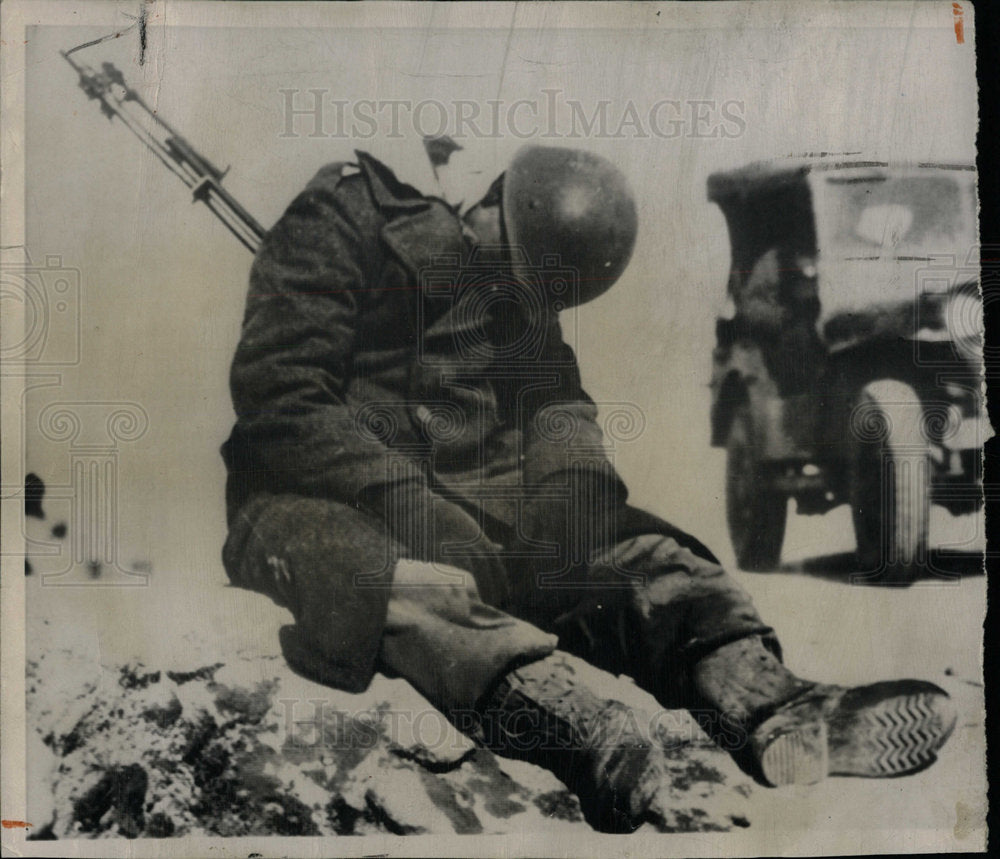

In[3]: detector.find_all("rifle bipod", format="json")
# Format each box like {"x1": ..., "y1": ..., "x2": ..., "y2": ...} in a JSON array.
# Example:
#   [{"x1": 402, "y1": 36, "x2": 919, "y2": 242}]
[{"x1": 61, "y1": 50, "x2": 264, "y2": 254}]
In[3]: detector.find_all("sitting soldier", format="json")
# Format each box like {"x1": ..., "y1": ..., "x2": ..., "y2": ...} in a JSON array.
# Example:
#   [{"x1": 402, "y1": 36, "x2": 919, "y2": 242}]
[{"x1": 220, "y1": 145, "x2": 956, "y2": 832}]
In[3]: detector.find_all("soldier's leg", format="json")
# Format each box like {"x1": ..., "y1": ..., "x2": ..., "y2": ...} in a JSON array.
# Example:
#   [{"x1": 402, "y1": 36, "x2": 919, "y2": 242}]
[
  {"x1": 532, "y1": 534, "x2": 784, "y2": 706},
  {"x1": 376, "y1": 557, "x2": 711, "y2": 833},
  {"x1": 377, "y1": 558, "x2": 557, "y2": 711},
  {"x1": 521, "y1": 533, "x2": 956, "y2": 787},
  {"x1": 222, "y1": 493, "x2": 400, "y2": 691},
  {"x1": 221, "y1": 493, "x2": 554, "y2": 700},
  {"x1": 223, "y1": 498, "x2": 682, "y2": 831}
]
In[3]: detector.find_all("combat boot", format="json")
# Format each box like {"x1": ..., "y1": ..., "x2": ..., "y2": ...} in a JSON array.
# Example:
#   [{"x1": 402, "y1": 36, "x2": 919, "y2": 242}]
[
  {"x1": 692, "y1": 636, "x2": 957, "y2": 787},
  {"x1": 474, "y1": 651, "x2": 667, "y2": 832},
  {"x1": 751, "y1": 679, "x2": 957, "y2": 787}
]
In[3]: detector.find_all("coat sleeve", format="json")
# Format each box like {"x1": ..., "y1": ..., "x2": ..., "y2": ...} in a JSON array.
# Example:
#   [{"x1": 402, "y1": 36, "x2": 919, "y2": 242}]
[
  {"x1": 229, "y1": 165, "x2": 425, "y2": 503},
  {"x1": 517, "y1": 317, "x2": 722, "y2": 565},
  {"x1": 515, "y1": 316, "x2": 627, "y2": 561},
  {"x1": 520, "y1": 315, "x2": 626, "y2": 491}
]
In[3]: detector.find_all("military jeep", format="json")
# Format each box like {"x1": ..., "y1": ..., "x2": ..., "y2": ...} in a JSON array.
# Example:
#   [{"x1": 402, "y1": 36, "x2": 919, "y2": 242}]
[{"x1": 707, "y1": 158, "x2": 987, "y2": 583}]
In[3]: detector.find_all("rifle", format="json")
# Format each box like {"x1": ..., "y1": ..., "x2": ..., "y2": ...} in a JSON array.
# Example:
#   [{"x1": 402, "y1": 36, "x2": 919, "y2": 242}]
[{"x1": 61, "y1": 51, "x2": 265, "y2": 254}]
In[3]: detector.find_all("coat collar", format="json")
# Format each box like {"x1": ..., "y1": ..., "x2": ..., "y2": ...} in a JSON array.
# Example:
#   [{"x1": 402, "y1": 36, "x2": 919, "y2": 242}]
[
  {"x1": 354, "y1": 151, "x2": 466, "y2": 277},
  {"x1": 355, "y1": 150, "x2": 433, "y2": 212}
]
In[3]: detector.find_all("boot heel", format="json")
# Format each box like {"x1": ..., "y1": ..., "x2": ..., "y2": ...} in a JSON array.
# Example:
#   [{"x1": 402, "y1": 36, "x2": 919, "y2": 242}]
[{"x1": 758, "y1": 721, "x2": 827, "y2": 786}]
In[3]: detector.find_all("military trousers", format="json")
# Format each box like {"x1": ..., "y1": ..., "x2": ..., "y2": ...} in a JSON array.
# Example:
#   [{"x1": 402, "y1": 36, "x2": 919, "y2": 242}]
[{"x1": 222, "y1": 493, "x2": 777, "y2": 713}]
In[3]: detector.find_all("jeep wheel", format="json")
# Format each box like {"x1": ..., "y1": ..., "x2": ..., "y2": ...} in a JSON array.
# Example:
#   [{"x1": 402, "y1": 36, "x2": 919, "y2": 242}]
[
  {"x1": 726, "y1": 406, "x2": 787, "y2": 571},
  {"x1": 849, "y1": 380, "x2": 930, "y2": 586}
]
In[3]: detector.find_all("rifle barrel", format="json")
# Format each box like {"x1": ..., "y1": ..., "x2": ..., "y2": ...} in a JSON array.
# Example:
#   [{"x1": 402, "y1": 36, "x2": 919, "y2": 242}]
[{"x1": 62, "y1": 50, "x2": 265, "y2": 256}]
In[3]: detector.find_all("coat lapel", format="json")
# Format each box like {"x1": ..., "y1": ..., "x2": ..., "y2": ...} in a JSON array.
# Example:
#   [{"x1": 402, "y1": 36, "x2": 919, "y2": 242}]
[
  {"x1": 380, "y1": 207, "x2": 464, "y2": 279},
  {"x1": 355, "y1": 149, "x2": 465, "y2": 278}
]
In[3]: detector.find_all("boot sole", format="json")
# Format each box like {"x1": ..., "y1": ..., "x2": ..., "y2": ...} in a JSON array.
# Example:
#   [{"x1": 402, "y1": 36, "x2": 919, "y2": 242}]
[{"x1": 760, "y1": 686, "x2": 957, "y2": 787}]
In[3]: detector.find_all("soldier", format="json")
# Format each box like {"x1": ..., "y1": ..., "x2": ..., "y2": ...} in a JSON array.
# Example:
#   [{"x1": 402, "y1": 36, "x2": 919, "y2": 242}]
[{"x1": 221, "y1": 145, "x2": 956, "y2": 831}]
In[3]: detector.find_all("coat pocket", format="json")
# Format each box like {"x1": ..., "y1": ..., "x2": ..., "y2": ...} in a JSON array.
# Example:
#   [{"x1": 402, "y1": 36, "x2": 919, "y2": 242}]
[{"x1": 407, "y1": 364, "x2": 502, "y2": 467}]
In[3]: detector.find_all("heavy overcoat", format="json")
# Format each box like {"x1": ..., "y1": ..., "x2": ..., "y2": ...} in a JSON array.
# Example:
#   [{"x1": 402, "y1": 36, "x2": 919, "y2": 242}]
[{"x1": 222, "y1": 152, "x2": 716, "y2": 689}]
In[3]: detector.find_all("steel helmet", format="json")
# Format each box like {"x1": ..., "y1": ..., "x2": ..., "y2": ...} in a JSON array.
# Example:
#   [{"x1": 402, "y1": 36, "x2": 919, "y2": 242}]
[{"x1": 501, "y1": 146, "x2": 638, "y2": 307}]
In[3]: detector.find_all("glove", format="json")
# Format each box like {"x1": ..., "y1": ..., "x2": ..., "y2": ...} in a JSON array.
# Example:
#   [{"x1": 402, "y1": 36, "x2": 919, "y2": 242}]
[{"x1": 360, "y1": 478, "x2": 510, "y2": 606}]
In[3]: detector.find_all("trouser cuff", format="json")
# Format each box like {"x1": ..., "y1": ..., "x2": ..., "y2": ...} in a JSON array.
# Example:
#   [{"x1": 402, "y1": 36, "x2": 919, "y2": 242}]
[{"x1": 678, "y1": 625, "x2": 780, "y2": 667}]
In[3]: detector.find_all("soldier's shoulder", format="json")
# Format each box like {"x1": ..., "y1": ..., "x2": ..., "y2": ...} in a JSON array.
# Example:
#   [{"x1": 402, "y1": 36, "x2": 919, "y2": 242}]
[
  {"x1": 301, "y1": 160, "x2": 383, "y2": 230},
  {"x1": 304, "y1": 160, "x2": 364, "y2": 193},
  {"x1": 297, "y1": 152, "x2": 441, "y2": 231}
]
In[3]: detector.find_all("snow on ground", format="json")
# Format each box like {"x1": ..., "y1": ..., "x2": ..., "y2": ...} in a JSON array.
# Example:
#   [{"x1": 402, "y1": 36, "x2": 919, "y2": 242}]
[{"x1": 21, "y1": 500, "x2": 987, "y2": 851}]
